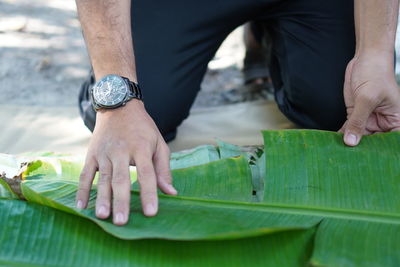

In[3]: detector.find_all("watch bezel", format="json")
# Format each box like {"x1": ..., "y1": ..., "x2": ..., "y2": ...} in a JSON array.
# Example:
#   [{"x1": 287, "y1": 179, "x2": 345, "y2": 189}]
[{"x1": 91, "y1": 74, "x2": 129, "y2": 110}]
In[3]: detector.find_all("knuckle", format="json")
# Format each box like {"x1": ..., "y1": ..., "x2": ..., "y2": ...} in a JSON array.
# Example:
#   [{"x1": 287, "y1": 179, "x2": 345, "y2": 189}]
[
  {"x1": 96, "y1": 177, "x2": 110, "y2": 186},
  {"x1": 348, "y1": 118, "x2": 365, "y2": 132},
  {"x1": 357, "y1": 93, "x2": 378, "y2": 106},
  {"x1": 135, "y1": 144, "x2": 153, "y2": 156},
  {"x1": 99, "y1": 171, "x2": 112, "y2": 180},
  {"x1": 79, "y1": 169, "x2": 93, "y2": 181},
  {"x1": 97, "y1": 172, "x2": 111, "y2": 184},
  {"x1": 111, "y1": 176, "x2": 130, "y2": 186},
  {"x1": 161, "y1": 143, "x2": 170, "y2": 155},
  {"x1": 138, "y1": 165, "x2": 154, "y2": 177}
]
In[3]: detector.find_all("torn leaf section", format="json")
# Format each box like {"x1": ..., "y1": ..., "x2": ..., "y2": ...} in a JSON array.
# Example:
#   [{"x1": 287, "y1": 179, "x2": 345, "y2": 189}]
[
  {"x1": 172, "y1": 156, "x2": 254, "y2": 202},
  {"x1": 167, "y1": 141, "x2": 266, "y2": 200},
  {"x1": 0, "y1": 178, "x2": 18, "y2": 199},
  {"x1": 170, "y1": 145, "x2": 220, "y2": 170},
  {"x1": 217, "y1": 140, "x2": 262, "y2": 160},
  {"x1": 217, "y1": 140, "x2": 265, "y2": 201},
  {"x1": 250, "y1": 152, "x2": 265, "y2": 202},
  {"x1": 0, "y1": 161, "x2": 29, "y2": 200}
]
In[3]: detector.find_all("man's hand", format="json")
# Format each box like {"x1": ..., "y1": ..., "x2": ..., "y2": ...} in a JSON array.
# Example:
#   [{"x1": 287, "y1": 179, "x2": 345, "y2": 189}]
[
  {"x1": 340, "y1": 53, "x2": 400, "y2": 146},
  {"x1": 75, "y1": 0, "x2": 178, "y2": 225},
  {"x1": 76, "y1": 100, "x2": 177, "y2": 225}
]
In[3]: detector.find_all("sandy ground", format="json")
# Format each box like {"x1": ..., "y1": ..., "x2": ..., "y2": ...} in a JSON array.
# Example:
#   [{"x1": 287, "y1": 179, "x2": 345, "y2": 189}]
[
  {"x1": 0, "y1": 0, "x2": 89, "y2": 106},
  {"x1": 0, "y1": 0, "x2": 245, "y2": 108},
  {"x1": 1, "y1": 0, "x2": 400, "y2": 108}
]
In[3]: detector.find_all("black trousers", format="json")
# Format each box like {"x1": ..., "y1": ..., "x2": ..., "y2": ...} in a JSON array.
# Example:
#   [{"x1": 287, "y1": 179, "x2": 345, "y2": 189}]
[{"x1": 79, "y1": 0, "x2": 355, "y2": 142}]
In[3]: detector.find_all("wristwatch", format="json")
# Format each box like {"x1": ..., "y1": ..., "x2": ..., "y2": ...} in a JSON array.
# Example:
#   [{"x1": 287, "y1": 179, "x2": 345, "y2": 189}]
[{"x1": 90, "y1": 74, "x2": 143, "y2": 111}]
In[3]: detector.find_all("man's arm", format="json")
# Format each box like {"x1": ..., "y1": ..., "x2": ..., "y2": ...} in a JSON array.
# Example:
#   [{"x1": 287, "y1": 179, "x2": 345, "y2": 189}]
[
  {"x1": 75, "y1": 0, "x2": 177, "y2": 226},
  {"x1": 76, "y1": 0, "x2": 136, "y2": 81},
  {"x1": 341, "y1": 0, "x2": 400, "y2": 145}
]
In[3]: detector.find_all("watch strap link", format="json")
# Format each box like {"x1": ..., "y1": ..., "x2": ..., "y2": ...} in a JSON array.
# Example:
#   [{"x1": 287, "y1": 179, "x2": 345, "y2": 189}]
[{"x1": 122, "y1": 76, "x2": 143, "y2": 101}]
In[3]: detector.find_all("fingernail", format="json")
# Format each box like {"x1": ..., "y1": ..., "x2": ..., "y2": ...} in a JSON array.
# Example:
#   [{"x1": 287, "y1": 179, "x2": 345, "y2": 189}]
[
  {"x1": 114, "y1": 212, "x2": 125, "y2": 225},
  {"x1": 145, "y1": 203, "x2": 157, "y2": 216},
  {"x1": 97, "y1": 205, "x2": 107, "y2": 217},
  {"x1": 76, "y1": 200, "x2": 83, "y2": 209},
  {"x1": 346, "y1": 134, "x2": 358, "y2": 146}
]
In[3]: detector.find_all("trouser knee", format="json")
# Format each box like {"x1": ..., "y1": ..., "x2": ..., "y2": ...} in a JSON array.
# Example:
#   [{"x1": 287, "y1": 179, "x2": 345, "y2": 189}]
[{"x1": 275, "y1": 81, "x2": 347, "y2": 131}]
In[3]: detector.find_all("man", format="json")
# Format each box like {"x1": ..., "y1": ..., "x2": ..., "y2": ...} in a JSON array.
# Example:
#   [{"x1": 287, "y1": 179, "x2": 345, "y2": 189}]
[{"x1": 75, "y1": 0, "x2": 400, "y2": 226}]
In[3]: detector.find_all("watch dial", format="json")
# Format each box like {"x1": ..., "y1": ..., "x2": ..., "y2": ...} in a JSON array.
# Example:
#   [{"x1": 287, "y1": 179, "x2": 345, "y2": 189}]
[{"x1": 93, "y1": 75, "x2": 128, "y2": 107}]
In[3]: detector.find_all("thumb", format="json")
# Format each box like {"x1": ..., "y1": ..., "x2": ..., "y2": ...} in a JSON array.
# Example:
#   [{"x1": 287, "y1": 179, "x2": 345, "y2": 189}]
[{"x1": 343, "y1": 95, "x2": 375, "y2": 146}]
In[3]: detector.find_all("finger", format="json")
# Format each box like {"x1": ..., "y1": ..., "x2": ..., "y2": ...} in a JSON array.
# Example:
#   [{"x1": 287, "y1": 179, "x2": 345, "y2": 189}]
[
  {"x1": 338, "y1": 121, "x2": 347, "y2": 133},
  {"x1": 343, "y1": 95, "x2": 376, "y2": 146},
  {"x1": 343, "y1": 59, "x2": 355, "y2": 104},
  {"x1": 111, "y1": 157, "x2": 131, "y2": 225},
  {"x1": 76, "y1": 157, "x2": 97, "y2": 209},
  {"x1": 95, "y1": 158, "x2": 112, "y2": 219},
  {"x1": 365, "y1": 113, "x2": 381, "y2": 133},
  {"x1": 154, "y1": 142, "x2": 177, "y2": 195},
  {"x1": 136, "y1": 154, "x2": 158, "y2": 217}
]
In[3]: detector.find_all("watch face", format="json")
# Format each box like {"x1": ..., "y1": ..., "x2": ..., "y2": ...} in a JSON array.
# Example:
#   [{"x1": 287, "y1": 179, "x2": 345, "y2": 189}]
[{"x1": 93, "y1": 75, "x2": 128, "y2": 107}]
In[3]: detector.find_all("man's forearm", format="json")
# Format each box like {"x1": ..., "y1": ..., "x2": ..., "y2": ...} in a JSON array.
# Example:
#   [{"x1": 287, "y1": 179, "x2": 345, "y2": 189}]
[
  {"x1": 76, "y1": 0, "x2": 137, "y2": 82},
  {"x1": 355, "y1": 0, "x2": 399, "y2": 58}
]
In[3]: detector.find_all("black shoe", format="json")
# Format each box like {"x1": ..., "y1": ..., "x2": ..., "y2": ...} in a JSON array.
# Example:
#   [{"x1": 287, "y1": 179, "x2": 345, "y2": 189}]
[{"x1": 78, "y1": 70, "x2": 96, "y2": 132}]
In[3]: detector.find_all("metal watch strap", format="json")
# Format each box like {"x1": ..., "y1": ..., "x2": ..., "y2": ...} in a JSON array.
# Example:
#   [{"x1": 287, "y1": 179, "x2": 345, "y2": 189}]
[{"x1": 122, "y1": 76, "x2": 143, "y2": 101}]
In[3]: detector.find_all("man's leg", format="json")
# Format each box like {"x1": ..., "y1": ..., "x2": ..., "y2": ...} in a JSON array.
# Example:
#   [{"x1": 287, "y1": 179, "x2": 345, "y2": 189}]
[
  {"x1": 131, "y1": 1, "x2": 278, "y2": 141},
  {"x1": 78, "y1": 0, "x2": 275, "y2": 142},
  {"x1": 266, "y1": 0, "x2": 355, "y2": 130}
]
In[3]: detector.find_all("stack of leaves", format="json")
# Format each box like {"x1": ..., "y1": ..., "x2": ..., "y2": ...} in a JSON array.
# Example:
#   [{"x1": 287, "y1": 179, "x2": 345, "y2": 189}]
[{"x1": 0, "y1": 130, "x2": 399, "y2": 267}]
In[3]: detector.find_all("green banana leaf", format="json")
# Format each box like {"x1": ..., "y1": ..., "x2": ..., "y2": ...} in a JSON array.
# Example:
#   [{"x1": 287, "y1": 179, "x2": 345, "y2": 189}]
[
  {"x1": 261, "y1": 130, "x2": 400, "y2": 266},
  {"x1": 20, "y1": 156, "x2": 318, "y2": 240},
  {"x1": 0, "y1": 199, "x2": 315, "y2": 267},
  {"x1": 0, "y1": 130, "x2": 399, "y2": 266},
  {"x1": 311, "y1": 219, "x2": 400, "y2": 267},
  {"x1": 170, "y1": 145, "x2": 220, "y2": 169},
  {"x1": 0, "y1": 178, "x2": 18, "y2": 199}
]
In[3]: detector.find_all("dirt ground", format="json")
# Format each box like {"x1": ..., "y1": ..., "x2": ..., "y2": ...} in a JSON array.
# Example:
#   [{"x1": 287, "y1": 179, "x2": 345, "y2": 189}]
[
  {"x1": 0, "y1": 0, "x2": 246, "y2": 108},
  {"x1": 1, "y1": 0, "x2": 400, "y2": 108}
]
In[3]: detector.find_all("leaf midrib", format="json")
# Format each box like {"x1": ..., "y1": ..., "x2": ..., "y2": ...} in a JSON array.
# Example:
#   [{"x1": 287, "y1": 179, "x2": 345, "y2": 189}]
[
  {"x1": 23, "y1": 180, "x2": 400, "y2": 226},
  {"x1": 152, "y1": 192, "x2": 400, "y2": 225}
]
